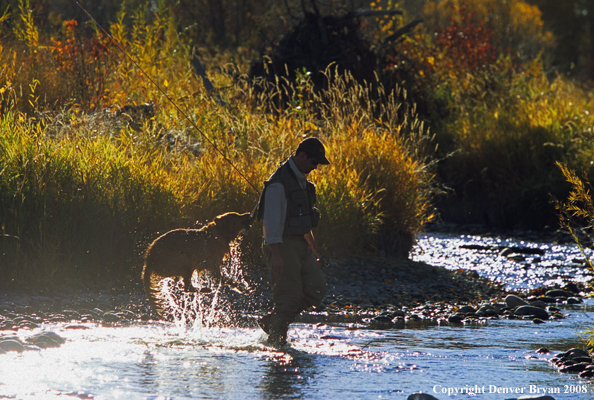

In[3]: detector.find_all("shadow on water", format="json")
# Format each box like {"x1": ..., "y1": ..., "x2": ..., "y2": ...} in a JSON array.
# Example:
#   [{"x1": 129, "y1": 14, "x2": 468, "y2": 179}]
[{"x1": 258, "y1": 351, "x2": 317, "y2": 400}]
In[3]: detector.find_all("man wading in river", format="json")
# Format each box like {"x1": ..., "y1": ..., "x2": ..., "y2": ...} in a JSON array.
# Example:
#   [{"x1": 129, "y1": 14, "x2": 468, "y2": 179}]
[{"x1": 256, "y1": 137, "x2": 330, "y2": 347}]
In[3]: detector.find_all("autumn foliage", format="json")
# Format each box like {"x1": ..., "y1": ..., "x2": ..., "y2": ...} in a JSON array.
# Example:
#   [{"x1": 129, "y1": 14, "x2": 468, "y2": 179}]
[
  {"x1": 433, "y1": 6, "x2": 500, "y2": 73},
  {"x1": 49, "y1": 19, "x2": 114, "y2": 109}
]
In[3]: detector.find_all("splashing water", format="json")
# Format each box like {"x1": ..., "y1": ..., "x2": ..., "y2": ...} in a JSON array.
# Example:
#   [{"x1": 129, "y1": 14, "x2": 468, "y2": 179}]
[{"x1": 157, "y1": 238, "x2": 251, "y2": 329}]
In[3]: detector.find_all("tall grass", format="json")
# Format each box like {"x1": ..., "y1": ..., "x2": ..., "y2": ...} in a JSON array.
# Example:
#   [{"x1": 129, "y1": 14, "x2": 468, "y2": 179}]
[
  {"x1": 553, "y1": 163, "x2": 594, "y2": 348},
  {"x1": 244, "y1": 69, "x2": 436, "y2": 255},
  {"x1": 0, "y1": 2, "x2": 435, "y2": 289}
]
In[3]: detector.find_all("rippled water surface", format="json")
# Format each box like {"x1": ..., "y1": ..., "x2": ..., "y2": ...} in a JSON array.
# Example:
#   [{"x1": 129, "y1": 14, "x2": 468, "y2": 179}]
[
  {"x1": 412, "y1": 232, "x2": 594, "y2": 290},
  {"x1": 3, "y1": 233, "x2": 594, "y2": 399}
]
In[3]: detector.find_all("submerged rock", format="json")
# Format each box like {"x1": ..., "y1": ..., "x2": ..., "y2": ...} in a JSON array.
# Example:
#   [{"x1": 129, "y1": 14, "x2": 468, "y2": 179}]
[
  {"x1": 551, "y1": 347, "x2": 594, "y2": 378},
  {"x1": 561, "y1": 348, "x2": 590, "y2": 360},
  {"x1": 27, "y1": 331, "x2": 66, "y2": 348},
  {"x1": 559, "y1": 362, "x2": 590, "y2": 373},
  {"x1": 102, "y1": 312, "x2": 123, "y2": 324},
  {"x1": 545, "y1": 289, "x2": 575, "y2": 298},
  {"x1": 0, "y1": 338, "x2": 24, "y2": 352}
]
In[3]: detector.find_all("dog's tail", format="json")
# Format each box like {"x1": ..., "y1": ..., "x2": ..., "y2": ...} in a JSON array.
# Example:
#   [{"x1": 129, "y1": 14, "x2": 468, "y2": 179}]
[{"x1": 141, "y1": 262, "x2": 166, "y2": 318}]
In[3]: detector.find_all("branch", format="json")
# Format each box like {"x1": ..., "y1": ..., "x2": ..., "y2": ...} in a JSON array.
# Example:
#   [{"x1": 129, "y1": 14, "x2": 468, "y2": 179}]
[
  {"x1": 383, "y1": 18, "x2": 424, "y2": 43},
  {"x1": 191, "y1": 53, "x2": 225, "y2": 107}
]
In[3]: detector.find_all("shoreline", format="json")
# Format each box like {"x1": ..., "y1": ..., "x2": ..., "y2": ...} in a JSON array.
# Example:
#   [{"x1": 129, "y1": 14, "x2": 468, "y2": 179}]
[{"x1": 0, "y1": 255, "x2": 586, "y2": 331}]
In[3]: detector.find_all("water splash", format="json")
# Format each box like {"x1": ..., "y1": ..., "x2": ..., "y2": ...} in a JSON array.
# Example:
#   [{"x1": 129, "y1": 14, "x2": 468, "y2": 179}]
[{"x1": 155, "y1": 237, "x2": 251, "y2": 330}]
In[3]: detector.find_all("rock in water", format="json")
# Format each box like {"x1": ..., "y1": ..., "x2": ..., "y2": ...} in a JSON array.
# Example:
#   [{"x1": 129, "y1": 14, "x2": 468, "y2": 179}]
[
  {"x1": 27, "y1": 331, "x2": 65, "y2": 348},
  {"x1": 407, "y1": 393, "x2": 439, "y2": 400},
  {"x1": 505, "y1": 294, "x2": 528, "y2": 308},
  {"x1": 514, "y1": 305, "x2": 549, "y2": 320}
]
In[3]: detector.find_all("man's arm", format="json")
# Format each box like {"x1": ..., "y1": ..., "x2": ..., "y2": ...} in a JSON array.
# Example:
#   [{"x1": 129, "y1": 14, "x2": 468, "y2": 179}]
[{"x1": 263, "y1": 182, "x2": 286, "y2": 275}]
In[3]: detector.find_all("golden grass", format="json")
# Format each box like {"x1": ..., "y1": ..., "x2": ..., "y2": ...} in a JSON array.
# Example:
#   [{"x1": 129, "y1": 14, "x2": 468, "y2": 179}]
[{"x1": 0, "y1": 6, "x2": 435, "y2": 288}]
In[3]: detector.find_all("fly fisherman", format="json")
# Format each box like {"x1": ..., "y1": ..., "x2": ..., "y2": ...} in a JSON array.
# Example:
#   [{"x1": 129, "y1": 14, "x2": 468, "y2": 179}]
[{"x1": 256, "y1": 137, "x2": 330, "y2": 347}]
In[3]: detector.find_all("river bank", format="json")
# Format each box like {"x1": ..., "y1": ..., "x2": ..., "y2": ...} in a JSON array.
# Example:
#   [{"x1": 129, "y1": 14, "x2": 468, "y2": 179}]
[{"x1": 0, "y1": 252, "x2": 587, "y2": 333}]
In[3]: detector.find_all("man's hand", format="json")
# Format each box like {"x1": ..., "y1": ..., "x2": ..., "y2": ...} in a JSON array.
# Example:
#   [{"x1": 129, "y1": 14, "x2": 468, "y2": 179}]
[
  {"x1": 304, "y1": 232, "x2": 326, "y2": 268},
  {"x1": 304, "y1": 232, "x2": 317, "y2": 253},
  {"x1": 269, "y1": 243, "x2": 284, "y2": 275}
]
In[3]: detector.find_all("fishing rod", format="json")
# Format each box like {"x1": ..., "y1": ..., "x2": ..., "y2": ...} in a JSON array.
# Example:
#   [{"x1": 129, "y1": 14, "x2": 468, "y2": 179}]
[
  {"x1": 76, "y1": 2, "x2": 261, "y2": 198},
  {"x1": 77, "y1": 4, "x2": 330, "y2": 268}
]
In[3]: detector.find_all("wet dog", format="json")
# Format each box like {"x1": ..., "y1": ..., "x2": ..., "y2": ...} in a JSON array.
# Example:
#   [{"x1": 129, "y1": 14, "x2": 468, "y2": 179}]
[{"x1": 142, "y1": 212, "x2": 251, "y2": 316}]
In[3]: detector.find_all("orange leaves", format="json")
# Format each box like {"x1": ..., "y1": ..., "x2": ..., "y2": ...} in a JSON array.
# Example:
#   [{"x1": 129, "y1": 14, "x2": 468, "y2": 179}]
[
  {"x1": 64, "y1": 19, "x2": 78, "y2": 30},
  {"x1": 45, "y1": 19, "x2": 116, "y2": 109}
]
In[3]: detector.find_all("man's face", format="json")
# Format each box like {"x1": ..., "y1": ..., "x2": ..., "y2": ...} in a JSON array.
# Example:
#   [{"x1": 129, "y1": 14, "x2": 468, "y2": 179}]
[{"x1": 294, "y1": 151, "x2": 319, "y2": 175}]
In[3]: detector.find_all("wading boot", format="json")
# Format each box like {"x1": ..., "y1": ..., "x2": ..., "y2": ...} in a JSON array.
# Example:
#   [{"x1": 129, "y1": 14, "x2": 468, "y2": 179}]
[{"x1": 266, "y1": 316, "x2": 288, "y2": 348}]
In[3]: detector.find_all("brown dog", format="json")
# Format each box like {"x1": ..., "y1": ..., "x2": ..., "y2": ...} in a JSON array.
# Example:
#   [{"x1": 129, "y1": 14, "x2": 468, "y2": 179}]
[{"x1": 142, "y1": 212, "x2": 251, "y2": 316}]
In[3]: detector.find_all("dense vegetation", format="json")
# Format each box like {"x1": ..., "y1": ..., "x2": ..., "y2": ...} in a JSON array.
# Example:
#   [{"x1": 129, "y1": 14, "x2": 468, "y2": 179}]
[
  {"x1": 383, "y1": 0, "x2": 594, "y2": 228},
  {"x1": 0, "y1": 0, "x2": 592, "y2": 289},
  {"x1": 0, "y1": 0, "x2": 436, "y2": 289}
]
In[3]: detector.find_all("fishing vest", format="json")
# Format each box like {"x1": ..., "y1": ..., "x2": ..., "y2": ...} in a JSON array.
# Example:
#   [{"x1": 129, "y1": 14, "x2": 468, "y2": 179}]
[{"x1": 257, "y1": 160, "x2": 320, "y2": 236}]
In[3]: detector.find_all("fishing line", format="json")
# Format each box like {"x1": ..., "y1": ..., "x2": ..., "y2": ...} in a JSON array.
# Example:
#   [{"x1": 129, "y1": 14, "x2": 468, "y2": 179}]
[
  {"x1": 76, "y1": 2, "x2": 260, "y2": 198},
  {"x1": 78, "y1": 3, "x2": 330, "y2": 266}
]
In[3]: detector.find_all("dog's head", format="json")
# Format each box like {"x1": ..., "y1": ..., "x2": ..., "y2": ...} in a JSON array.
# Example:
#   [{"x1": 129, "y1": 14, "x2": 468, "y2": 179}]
[{"x1": 213, "y1": 212, "x2": 252, "y2": 242}]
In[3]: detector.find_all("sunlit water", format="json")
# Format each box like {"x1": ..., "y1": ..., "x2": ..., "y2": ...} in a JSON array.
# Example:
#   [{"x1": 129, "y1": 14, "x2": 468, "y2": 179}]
[
  {"x1": 3, "y1": 233, "x2": 594, "y2": 399},
  {"x1": 412, "y1": 232, "x2": 594, "y2": 291}
]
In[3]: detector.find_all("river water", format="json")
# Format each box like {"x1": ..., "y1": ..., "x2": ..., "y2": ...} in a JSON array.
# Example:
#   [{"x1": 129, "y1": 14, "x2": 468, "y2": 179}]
[{"x1": 2, "y1": 232, "x2": 594, "y2": 399}]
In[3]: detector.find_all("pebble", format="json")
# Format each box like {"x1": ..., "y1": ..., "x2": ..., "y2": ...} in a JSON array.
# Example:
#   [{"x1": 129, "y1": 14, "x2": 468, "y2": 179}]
[
  {"x1": 545, "y1": 289, "x2": 575, "y2": 298},
  {"x1": 0, "y1": 339, "x2": 24, "y2": 352},
  {"x1": 550, "y1": 347, "x2": 594, "y2": 379},
  {"x1": 27, "y1": 331, "x2": 66, "y2": 348},
  {"x1": 0, "y1": 256, "x2": 585, "y2": 360}
]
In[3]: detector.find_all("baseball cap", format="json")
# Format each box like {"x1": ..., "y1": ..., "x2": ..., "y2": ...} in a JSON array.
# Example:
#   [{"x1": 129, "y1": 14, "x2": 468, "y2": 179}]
[{"x1": 296, "y1": 137, "x2": 330, "y2": 165}]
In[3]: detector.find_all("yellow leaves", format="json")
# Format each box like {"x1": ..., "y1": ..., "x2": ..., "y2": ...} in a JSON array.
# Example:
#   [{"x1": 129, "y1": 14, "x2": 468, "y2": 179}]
[
  {"x1": 14, "y1": 0, "x2": 39, "y2": 49},
  {"x1": 555, "y1": 161, "x2": 594, "y2": 270}
]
